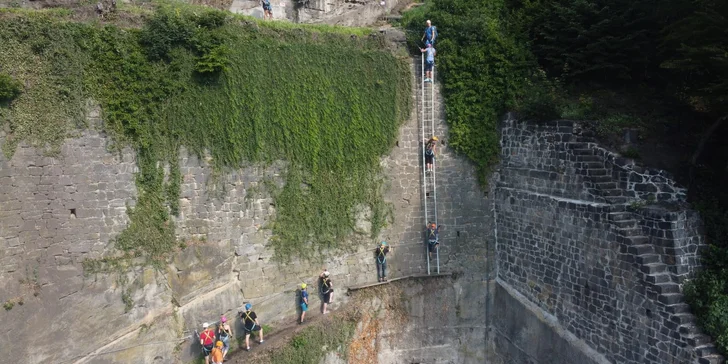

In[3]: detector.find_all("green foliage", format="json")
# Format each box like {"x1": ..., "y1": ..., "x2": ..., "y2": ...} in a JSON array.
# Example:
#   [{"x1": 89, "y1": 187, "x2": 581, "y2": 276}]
[
  {"x1": 594, "y1": 113, "x2": 642, "y2": 137},
  {"x1": 559, "y1": 96, "x2": 595, "y2": 120},
  {"x1": 269, "y1": 317, "x2": 356, "y2": 364},
  {"x1": 403, "y1": 0, "x2": 532, "y2": 184},
  {"x1": 510, "y1": 0, "x2": 660, "y2": 82},
  {"x1": 0, "y1": 73, "x2": 22, "y2": 102},
  {"x1": 0, "y1": 7, "x2": 409, "y2": 262},
  {"x1": 0, "y1": 15, "x2": 87, "y2": 156},
  {"x1": 621, "y1": 147, "x2": 640, "y2": 159},
  {"x1": 3, "y1": 300, "x2": 14, "y2": 311}
]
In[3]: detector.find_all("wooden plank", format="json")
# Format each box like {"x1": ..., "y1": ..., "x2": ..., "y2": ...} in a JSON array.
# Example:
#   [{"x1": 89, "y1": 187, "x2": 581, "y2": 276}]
[{"x1": 347, "y1": 272, "x2": 452, "y2": 292}]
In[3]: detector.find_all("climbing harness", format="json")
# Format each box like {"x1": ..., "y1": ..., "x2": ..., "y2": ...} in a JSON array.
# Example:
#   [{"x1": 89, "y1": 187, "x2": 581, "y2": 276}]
[
  {"x1": 241, "y1": 311, "x2": 257, "y2": 331},
  {"x1": 377, "y1": 247, "x2": 387, "y2": 264}
]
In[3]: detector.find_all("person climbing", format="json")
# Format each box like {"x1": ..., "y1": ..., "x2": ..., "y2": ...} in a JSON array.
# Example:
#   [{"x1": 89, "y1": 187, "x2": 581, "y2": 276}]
[
  {"x1": 422, "y1": 19, "x2": 438, "y2": 46},
  {"x1": 261, "y1": 0, "x2": 273, "y2": 20},
  {"x1": 420, "y1": 43, "x2": 436, "y2": 83},
  {"x1": 240, "y1": 303, "x2": 264, "y2": 351},
  {"x1": 319, "y1": 270, "x2": 334, "y2": 314},
  {"x1": 210, "y1": 341, "x2": 224, "y2": 364},
  {"x1": 424, "y1": 136, "x2": 438, "y2": 172},
  {"x1": 217, "y1": 316, "x2": 233, "y2": 360},
  {"x1": 426, "y1": 222, "x2": 441, "y2": 259},
  {"x1": 300, "y1": 283, "x2": 309, "y2": 324},
  {"x1": 376, "y1": 241, "x2": 392, "y2": 282},
  {"x1": 199, "y1": 323, "x2": 216, "y2": 364}
]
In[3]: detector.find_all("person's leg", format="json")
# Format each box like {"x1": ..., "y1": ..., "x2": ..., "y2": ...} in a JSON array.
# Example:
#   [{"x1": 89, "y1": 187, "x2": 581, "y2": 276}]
[
  {"x1": 382, "y1": 260, "x2": 387, "y2": 280},
  {"x1": 301, "y1": 309, "x2": 306, "y2": 323},
  {"x1": 258, "y1": 328, "x2": 264, "y2": 342},
  {"x1": 245, "y1": 333, "x2": 251, "y2": 350},
  {"x1": 376, "y1": 262, "x2": 382, "y2": 281}
]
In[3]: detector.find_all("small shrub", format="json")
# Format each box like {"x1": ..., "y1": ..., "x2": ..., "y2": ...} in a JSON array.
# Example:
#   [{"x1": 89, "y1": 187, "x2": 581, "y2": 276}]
[
  {"x1": 3, "y1": 300, "x2": 15, "y2": 311},
  {"x1": 595, "y1": 113, "x2": 641, "y2": 137},
  {"x1": 621, "y1": 147, "x2": 640, "y2": 159},
  {"x1": 0, "y1": 73, "x2": 22, "y2": 102},
  {"x1": 560, "y1": 96, "x2": 595, "y2": 120}
]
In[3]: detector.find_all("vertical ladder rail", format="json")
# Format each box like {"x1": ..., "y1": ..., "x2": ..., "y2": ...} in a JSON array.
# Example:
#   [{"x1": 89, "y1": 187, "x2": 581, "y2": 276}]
[
  {"x1": 431, "y1": 66, "x2": 439, "y2": 274},
  {"x1": 421, "y1": 54, "x2": 430, "y2": 276}
]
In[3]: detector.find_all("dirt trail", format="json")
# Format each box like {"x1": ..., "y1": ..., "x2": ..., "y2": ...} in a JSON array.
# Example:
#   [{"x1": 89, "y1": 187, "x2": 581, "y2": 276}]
[{"x1": 227, "y1": 303, "x2": 332, "y2": 363}]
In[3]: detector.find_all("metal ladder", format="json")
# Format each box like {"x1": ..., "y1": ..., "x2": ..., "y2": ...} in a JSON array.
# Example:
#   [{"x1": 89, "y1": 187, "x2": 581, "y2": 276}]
[{"x1": 421, "y1": 54, "x2": 439, "y2": 275}]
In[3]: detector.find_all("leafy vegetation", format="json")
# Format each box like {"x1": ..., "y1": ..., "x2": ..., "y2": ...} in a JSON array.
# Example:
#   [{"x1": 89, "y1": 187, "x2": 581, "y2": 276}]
[
  {"x1": 402, "y1": 0, "x2": 728, "y2": 354},
  {"x1": 0, "y1": 73, "x2": 22, "y2": 102},
  {"x1": 505, "y1": 0, "x2": 728, "y2": 354},
  {"x1": 403, "y1": 0, "x2": 533, "y2": 184},
  {"x1": 267, "y1": 316, "x2": 356, "y2": 364},
  {"x1": 0, "y1": 6, "x2": 410, "y2": 262}
]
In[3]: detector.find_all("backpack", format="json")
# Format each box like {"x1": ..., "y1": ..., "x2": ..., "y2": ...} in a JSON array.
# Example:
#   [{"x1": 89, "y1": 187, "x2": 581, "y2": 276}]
[{"x1": 426, "y1": 142, "x2": 435, "y2": 156}]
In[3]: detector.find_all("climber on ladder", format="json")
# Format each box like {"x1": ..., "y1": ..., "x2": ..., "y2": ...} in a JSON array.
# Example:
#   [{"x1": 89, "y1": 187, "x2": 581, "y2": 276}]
[
  {"x1": 426, "y1": 222, "x2": 441, "y2": 260},
  {"x1": 420, "y1": 43, "x2": 436, "y2": 83},
  {"x1": 424, "y1": 136, "x2": 438, "y2": 172}
]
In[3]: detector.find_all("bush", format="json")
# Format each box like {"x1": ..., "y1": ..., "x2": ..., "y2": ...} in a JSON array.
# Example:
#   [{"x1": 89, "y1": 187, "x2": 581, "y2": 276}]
[
  {"x1": 0, "y1": 73, "x2": 22, "y2": 102},
  {"x1": 403, "y1": 0, "x2": 533, "y2": 184}
]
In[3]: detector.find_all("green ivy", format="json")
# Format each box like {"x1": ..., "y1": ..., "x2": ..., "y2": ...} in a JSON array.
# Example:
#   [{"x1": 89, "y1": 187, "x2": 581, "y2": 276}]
[
  {"x1": 0, "y1": 6, "x2": 410, "y2": 262},
  {"x1": 403, "y1": 0, "x2": 532, "y2": 185}
]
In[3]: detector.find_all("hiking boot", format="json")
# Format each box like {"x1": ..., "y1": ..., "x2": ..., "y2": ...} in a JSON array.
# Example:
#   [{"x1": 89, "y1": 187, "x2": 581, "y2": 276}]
[
  {"x1": 258, "y1": 340, "x2": 264, "y2": 344},
  {"x1": 246, "y1": 347, "x2": 250, "y2": 351}
]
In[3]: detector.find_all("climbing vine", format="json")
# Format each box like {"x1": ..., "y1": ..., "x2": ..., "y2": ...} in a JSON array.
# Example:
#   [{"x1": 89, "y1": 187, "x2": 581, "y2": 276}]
[{"x1": 0, "y1": 6, "x2": 411, "y2": 262}]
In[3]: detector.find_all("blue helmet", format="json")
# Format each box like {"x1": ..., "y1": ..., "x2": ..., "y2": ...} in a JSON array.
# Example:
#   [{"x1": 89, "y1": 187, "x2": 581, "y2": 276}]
[{"x1": 245, "y1": 303, "x2": 252, "y2": 310}]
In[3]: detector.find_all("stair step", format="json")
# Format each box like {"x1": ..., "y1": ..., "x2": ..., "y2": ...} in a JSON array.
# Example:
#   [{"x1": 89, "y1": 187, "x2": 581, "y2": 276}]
[
  {"x1": 568, "y1": 142, "x2": 591, "y2": 149},
  {"x1": 572, "y1": 148, "x2": 595, "y2": 156},
  {"x1": 659, "y1": 293, "x2": 685, "y2": 305},
  {"x1": 698, "y1": 355, "x2": 725, "y2": 364},
  {"x1": 636, "y1": 254, "x2": 660, "y2": 264},
  {"x1": 688, "y1": 334, "x2": 715, "y2": 348},
  {"x1": 591, "y1": 176, "x2": 612, "y2": 183},
  {"x1": 666, "y1": 303, "x2": 690, "y2": 314},
  {"x1": 629, "y1": 244, "x2": 655, "y2": 255},
  {"x1": 580, "y1": 161, "x2": 603, "y2": 169},
  {"x1": 587, "y1": 169, "x2": 609, "y2": 176},
  {"x1": 670, "y1": 313, "x2": 695, "y2": 325},
  {"x1": 576, "y1": 155, "x2": 601, "y2": 162},
  {"x1": 679, "y1": 323, "x2": 698, "y2": 335},
  {"x1": 618, "y1": 227, "x2": 643, "y2": 236},
  {"x1": 629, "y1": 236, "x2": 649, "y2": 244},
  {"x1": 609, "y1": 212, "x2": 632, "y2": 221},
  {"x1": 596, "y1": 182, "x2": 618, "y2": 190},
  {"x1": 613, "y1": 220, "x2": 637, "y2": 229},
  {"x1": 601, "y1": 189, "x2": 623, "y2": 197},
  {"x1": 696, "y1": 344, "x2": 718, "y2": 357},
  {"x1": 646, "y1": 273, "x2": 671, "y2": 284},
  {"x1": 654, "y1": 282, "x2": 680, "y2": 295},
  {"x1": 641, "y1": 262, "x2": 667, "y2": 274}
]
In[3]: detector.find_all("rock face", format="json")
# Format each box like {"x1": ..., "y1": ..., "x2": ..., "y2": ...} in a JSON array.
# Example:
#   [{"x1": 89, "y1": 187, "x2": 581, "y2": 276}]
[
  {"x1": 229, "y1": 0, "x2": 400, "y2": 26},
  {"x1": 0, "y1": 61, "x2": 721, "y2": 364}
]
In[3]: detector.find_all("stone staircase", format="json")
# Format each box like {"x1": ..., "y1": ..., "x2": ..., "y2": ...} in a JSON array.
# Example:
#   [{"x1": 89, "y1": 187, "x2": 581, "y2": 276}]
[{"x1": 570, "y1": 140, "x2": 725, "y2": 363}]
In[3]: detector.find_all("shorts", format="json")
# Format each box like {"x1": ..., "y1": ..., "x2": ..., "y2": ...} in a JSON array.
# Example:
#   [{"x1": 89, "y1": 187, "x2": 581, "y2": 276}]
[
  {"x1": 202, "y1": 344, "x2": 214, "y2": 356},
  {"x1": 428, "y1": 241, "x2": 439, "y2": 252},
  {"x1": 425, "y1": 153, "x2": 434, "y2": 164},
  {"x1": 425, "y1": 61, "x2": 434, "y2": 72},
  {"x1": 425, "y1": 39, "x2": 435, "y2": 46},
  {"x1": 263, "y1": 4, "x2": 272, "y2": 11},
  {"x1": 244, "y1": 325, "x2": 260, "y2": 334},
  {"x1": 323, "y1": 291, "x2": 332, "y2": 303},
  {"x1": 220, "y1": 336, "x2": 230, "y2": 350},
  {"x1": 301, "y1": 302, "x2": 308, "y2": 312}
]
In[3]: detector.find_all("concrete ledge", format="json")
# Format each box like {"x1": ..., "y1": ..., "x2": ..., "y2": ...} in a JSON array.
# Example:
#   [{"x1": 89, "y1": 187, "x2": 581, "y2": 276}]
[{"x1": 347, "y1": 273, "x2": 452, "y2": 292}]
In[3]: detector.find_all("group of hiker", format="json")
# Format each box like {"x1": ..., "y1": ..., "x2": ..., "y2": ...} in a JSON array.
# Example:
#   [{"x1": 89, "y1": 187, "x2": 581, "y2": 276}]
[
  {"x1": 420, "y1": 19, "x2": 438, "y2": 82},
  {"x1": 198, "y1": 304, "x2": 264, "y2": 364}
]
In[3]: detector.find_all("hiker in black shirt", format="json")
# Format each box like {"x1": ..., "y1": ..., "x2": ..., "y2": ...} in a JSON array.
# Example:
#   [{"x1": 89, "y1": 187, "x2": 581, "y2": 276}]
[
  {"x1": 239, "y1": 303, "x2": 264, "y2": 351},
  {"x1": 319, "y1": 270, "x2": 334, "y2": 314}
]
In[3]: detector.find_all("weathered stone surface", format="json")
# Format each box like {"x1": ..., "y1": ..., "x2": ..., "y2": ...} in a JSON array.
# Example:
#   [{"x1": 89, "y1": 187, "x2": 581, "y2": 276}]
[{"x1": 494, "y1": 116, "x2": 716, "y2": 364}]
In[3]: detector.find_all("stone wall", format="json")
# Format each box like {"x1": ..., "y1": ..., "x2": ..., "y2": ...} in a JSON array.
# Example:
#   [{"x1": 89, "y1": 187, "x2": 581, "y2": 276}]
[
  {"x1": 229, "y1": 0, "x2": 399, "y2": 26},
  {"x1": 0, "y1": 55, "x2": 494, "y2": 364},
  {"x1": 494, "y1": 117, "x2": 721, "y2": 364}
]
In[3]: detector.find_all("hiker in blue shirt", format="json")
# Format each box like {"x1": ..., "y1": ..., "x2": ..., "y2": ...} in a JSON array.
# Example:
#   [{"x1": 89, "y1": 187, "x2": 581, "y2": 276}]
[
  {"x1": 420, "y1": 43, "x2": 436, "y2": 83},
  {"x1": 422, "y1": 19, "x2": 437, "y2": 46},
  {"x1": 261, "y1": 0, "x2": 272, "y2": 20},
  {"x1": 375, "y1": 241, "x2": 392, "y2": 282},
  {"x1": 426, "y1": 222, "x2": 441, "y2": 259},
  {"x1": 299, "y1": 283, "x2": 309, "y2": 324}
]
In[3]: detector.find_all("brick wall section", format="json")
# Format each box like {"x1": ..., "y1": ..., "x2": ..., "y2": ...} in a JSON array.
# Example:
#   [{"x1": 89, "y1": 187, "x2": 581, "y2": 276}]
[{"x1": 496, "y1": 117, "x2": 722, "y2": 364}]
